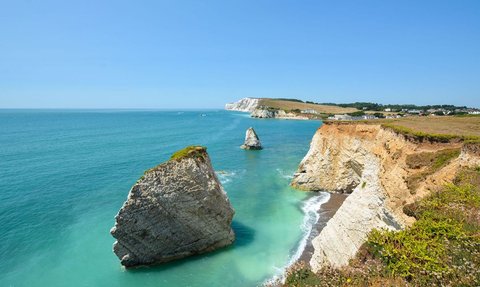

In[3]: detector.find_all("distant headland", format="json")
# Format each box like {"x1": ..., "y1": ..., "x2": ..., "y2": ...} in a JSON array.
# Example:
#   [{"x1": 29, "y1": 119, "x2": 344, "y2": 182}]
[{"x1": 226, "y1": 97, "x2": 480, "y2": 121}]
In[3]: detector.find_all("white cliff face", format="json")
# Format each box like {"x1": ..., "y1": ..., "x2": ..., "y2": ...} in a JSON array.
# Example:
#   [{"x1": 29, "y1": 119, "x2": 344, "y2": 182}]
[
  {"x1": 225, "y1": 98, "x2": 259, "y2": 112},
  {"x1": 251, "y1": 108, "x2": 309, "y2": 120},
  {"x1": 310, "y1": 154, "x2": 401, "y2": 270},
  {"x1": 241, "y1": 127, "x2": 262, "y2": 150},
  {"x1": 225, "y1": 98, "x2": 313, "y2": 120},
  {"x1": 291, "y1": 123, "x2": 479, "y2": 271}
]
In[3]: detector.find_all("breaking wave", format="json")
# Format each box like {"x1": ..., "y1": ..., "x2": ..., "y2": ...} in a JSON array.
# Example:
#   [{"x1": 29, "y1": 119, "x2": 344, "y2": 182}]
[{"x1": 265, "y1": 192, "x2": 331, "y2": 285}]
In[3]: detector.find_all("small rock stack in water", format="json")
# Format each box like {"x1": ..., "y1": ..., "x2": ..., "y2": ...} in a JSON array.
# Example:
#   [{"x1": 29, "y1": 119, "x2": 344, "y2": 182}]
[
  {"x1": 110, "y1": 146, "x2": 235, "y2": 268},
  {"x1": 241, "y1": 127, "x2": 262, "y2": 150}
]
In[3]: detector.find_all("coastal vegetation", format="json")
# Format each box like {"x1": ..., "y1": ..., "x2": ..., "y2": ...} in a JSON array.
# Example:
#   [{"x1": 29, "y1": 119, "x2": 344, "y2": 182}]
[
  {"x1": 381, "y1": 122, "x2": 480, "y2": 143},
  {"x1": 380, "y1": 117, "x2": 480, "y2": 139},
  {"x1": 283, "y1": 166, "x2": 480, "y2": 287},
  {"x1": 136, "y1": 146, "x2": 208, "y2": 183},
  {"x1": 381, "y1": 123, "x2": 467, "y2": 143},
  {"x1": 170, "y1": 146, "x2": 207, "y2": 161}
]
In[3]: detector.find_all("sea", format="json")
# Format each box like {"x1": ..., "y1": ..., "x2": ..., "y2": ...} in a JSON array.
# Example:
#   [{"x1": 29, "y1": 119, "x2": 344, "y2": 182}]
[{"x1": 0, "y1": 109, "x2": 329, "y2": 287}]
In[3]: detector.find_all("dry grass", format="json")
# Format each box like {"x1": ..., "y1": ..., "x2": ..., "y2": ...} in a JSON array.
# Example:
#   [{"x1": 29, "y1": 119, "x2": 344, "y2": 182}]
[
  {"x1": 259, "y1": 99, "x2": 358, "y2": 114},
  {"x1": 327, "y1": 116, "x2": 480, "y2": 142},
  {"x1": 405, "y1": 148, "x2": 461, "y2": 193},
  {"x1": 384, "y1": 116, "x2": 480, "y2": 137}
]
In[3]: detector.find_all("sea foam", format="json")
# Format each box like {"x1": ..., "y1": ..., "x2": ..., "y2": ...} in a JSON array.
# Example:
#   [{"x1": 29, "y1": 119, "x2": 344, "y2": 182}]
[{"x1": 265, "y1": 192, "x2": 331, "y2": 285}]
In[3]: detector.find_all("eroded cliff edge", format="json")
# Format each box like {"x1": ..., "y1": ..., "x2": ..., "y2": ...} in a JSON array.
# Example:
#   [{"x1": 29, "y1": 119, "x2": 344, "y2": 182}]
[{"x1": 291, "y1": 123, "x2": 480, "y2": 272}]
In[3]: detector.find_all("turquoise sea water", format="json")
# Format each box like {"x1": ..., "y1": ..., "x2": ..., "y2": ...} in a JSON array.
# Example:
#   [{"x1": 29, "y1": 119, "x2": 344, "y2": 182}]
[{"x1": 0, "y1": 110, "x2": 325, "y2": 287}]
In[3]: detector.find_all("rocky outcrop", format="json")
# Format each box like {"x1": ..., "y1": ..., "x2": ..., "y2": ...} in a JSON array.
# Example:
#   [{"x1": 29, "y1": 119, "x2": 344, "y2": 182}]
[
  {"x1": 241, "y1": 127, "x2": 262, "y2": 150},
  {"x1": 291, "y1": 123, "x2": 479, "y2": 272},
  {"x1": 251, "y1": 108, "x2": 309, "y2": 120},
  {"x1": 111, "y1": 146, "x2": 235, "y2": 268},
  {"x1": 225, "y1": 98, "x2": 259, "y2": 112}
]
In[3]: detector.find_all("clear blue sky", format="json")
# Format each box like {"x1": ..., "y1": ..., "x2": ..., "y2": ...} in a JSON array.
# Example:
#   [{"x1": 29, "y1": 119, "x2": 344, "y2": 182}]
[{"x1": 1, "y1": 0, "x2": 479, "y2": 108}]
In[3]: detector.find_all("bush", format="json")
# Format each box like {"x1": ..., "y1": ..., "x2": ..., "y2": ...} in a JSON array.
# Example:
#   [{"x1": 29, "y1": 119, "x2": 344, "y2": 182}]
[
  {"x1": 347, "y1": 111, "x2": 366, "y2": 117},
  {"x1": 373, "y1": 112, "x2": 385, "y2": 118}
]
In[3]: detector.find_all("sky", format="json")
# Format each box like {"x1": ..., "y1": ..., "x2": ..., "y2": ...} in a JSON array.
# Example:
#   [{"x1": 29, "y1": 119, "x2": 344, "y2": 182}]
[{"x1": 0, "y1": 0, "x2": 479, "y2": 109}]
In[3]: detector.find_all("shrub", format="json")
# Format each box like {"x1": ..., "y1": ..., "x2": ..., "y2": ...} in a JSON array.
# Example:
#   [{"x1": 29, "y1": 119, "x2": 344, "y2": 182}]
[{"x1": 348, "y1": 111, "x2": 366, "y2": 117}]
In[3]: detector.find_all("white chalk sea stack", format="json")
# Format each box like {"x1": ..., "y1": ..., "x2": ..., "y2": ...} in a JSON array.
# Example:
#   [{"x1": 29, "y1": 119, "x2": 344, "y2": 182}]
[
  {"x1": 241, "y1": 127, "x2": 262, "y2": 150},
  {"x1": 110, "y1": 146, "x2": 235, "y2": 268}
]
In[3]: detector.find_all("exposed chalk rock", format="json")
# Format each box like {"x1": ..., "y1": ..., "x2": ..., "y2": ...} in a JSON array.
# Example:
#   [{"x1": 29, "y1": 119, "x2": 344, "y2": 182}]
[
  {"x1": 225, "y1": 98, "x2": 259, "y2": 112},
  {"x1": 251, "y1": 108, "x2": 309, "y2": 120},
  {"x1": 110, "y1": 146, "x2": 235, "y2": 268},
  {"x1": 309, "y1": 154, "x2": 402, "y2": 270},
  {"x1": 240, "y1": 127, "x2": 262, "y2": 150}
]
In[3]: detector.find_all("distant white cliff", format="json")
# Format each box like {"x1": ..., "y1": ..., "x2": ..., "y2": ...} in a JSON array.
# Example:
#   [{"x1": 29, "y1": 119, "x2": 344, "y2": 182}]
[{"x1": 225, "y1": 98, "x2": 259, "y2": 112}]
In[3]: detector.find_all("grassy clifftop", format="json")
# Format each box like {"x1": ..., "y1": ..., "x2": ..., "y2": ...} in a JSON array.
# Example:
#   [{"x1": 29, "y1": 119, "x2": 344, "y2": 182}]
[
  {"x1": 258, "y1": 99, "x2": 358, "y2": 114},
  {"x1": 326, "y1": 116, "x2": 480, "y2": 143},
  {"x1": 381, "y1": 116, "x2": 480, "y2": 143}
]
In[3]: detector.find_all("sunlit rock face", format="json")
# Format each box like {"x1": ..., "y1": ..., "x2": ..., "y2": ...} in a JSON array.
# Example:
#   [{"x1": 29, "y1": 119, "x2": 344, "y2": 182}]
[
  {"x1": 225, "y1": 98, "x2": 259, "y2": 112},
  {"x1": 111, "y1": 146, "x2": 235, "y2": 268},
  {"x1": 240, "y1": 127, "x2": 262, "y2": 150}
]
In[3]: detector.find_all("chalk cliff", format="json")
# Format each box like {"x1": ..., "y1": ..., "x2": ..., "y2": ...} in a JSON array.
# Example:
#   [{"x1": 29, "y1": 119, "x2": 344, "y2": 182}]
[
  {"x1": 291, "y1": 123, "x2": 480, "y2": 271},
  {"x1": 111, "y1": 146, "x2": 235, "y2": 268},
  {"x1": 225, "y1": 98, "x2": 259, "y2": 112},
  {"x1": 241, "y1": 127, "x2": 262, "y2": 150},
  {"x1": 251, "y1": 108, "x2": 309, "y2": 120},
  {"x1": 225, "y1": 98, "x2": 315, "y2": 120}
]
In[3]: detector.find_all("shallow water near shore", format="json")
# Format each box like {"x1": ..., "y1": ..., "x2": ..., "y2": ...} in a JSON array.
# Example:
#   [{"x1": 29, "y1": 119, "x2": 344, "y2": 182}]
[{"x1": 0, "y1": 109, "x2": 322, "y2": 287}]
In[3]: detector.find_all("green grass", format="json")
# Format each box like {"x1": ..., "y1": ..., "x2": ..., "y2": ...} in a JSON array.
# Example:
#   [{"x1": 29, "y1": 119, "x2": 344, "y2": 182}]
[
  {"x1": 135, "y1": 146, "x2": 207, "y2": 183},
  {"x1": 368, "y1": 180, "x2": 480, "y2": 286},
  {"x1": 464, "y1": 139, "x2": 480, "y2": 145},
  {"x1": 170, "y1": 146, "x2": 207, "y2": 161}
]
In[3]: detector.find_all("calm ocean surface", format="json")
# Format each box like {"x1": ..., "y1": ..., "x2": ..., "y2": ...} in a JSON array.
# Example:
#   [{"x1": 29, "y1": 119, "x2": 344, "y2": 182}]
[{"x1": 0, "y1": 109, "x2": 326, "y2": 287}]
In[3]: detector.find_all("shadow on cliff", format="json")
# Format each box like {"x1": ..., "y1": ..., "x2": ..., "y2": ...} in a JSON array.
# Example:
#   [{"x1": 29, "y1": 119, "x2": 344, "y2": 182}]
[{"x1": 127, "y1": 220, "x2": 255, "y2": 274}]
